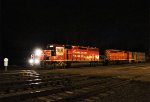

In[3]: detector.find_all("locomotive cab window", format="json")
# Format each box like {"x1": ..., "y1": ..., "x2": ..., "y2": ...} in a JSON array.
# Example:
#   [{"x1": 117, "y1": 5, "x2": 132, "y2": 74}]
[
  {"x1": 56, "y1": 47, "x2": 64, "y2": 55},
  {"x1": 51, "y1": 50, "x2": 56, "y2": 56}
]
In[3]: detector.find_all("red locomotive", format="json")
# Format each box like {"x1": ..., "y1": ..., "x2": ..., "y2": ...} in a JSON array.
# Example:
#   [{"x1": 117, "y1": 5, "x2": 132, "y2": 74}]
[
  {"x1": 29, "y1": 44, "x2": 146, "y2": 67},
  {"x1": 104, "y1": 49, "x2": 146, "y2": 64},
  {"x1": 29, "y1": 44, "x2": 100, "y2": 67}
]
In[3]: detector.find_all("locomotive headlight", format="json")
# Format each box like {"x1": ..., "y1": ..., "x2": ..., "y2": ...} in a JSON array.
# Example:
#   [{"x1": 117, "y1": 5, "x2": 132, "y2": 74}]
[
  {"x1": 29, "y1": 59, "x2": 34, "y2": 64},
  {"x1": 34, "y1": 59, "x2": 40, "y2": 64},
  {"x1": 35, "y1": 49, "x2": 42, "y2": 56}
]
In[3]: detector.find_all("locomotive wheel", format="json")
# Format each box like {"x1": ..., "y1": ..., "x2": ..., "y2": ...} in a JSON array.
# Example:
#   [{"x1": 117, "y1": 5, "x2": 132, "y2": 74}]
[
  {"x1": 58, "y1": 61, "x2": 66, "y2": 68},
  {"x1": 40, "y1": 61, "x2": 46, "y2": 68},
  {"x1": 66, "y1": 62, "x2": 71, "y2": 68}
]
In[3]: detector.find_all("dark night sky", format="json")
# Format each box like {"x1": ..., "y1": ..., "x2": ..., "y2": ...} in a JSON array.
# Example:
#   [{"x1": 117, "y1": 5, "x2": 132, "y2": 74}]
[{"x1": 1, "y1": 0, "x2": 149, "y2": 65}]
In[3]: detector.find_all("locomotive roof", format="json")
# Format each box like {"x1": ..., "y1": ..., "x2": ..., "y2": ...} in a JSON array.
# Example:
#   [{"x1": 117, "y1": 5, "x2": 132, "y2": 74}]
[{"x1": 47, "y1": 44, "x2": 98, "y2": 49}]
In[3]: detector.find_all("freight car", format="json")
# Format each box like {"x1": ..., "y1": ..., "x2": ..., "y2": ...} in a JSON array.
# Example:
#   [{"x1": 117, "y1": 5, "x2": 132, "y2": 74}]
[{"x1": 29, "y1": 44, "x2": 146, "y2": 68}]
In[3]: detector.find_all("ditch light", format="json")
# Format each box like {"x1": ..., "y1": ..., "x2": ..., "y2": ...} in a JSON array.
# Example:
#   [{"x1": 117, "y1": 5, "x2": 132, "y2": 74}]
[{"x1": 28, "y1": 58, "x2": 40, "y2": 65}]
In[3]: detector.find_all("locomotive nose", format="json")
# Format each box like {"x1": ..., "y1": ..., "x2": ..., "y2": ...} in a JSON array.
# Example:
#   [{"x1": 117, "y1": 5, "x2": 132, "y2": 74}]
[{"x1": 35, "y1": 49, "x2": 42, "y2": 56}]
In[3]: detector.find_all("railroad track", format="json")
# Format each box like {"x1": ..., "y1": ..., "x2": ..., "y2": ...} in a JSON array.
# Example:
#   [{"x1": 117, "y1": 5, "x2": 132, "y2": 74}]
[
  {"x1": 0, "y1": 72, "x2": 96, "y2": 101},
  {"x1": 0, "y1": 72, "x2": 116, "y2": 102},
  {"x1": 35, "y1": 78, "x2": 129, "y2": 102},
  {"x1": 0, "y1": 73, "x2": 86, "y2": 94},
  {"x1": 1, "y1": 76, "x2": 130, "y2": 102},
  {"x1": 1, "y1": 69, "x2": 149, "y2": 102}
]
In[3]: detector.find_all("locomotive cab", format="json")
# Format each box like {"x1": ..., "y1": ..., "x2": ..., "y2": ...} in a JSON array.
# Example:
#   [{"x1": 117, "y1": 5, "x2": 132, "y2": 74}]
[{"x1": 47, "y1": 45, "x2": 56, "y2": 56}]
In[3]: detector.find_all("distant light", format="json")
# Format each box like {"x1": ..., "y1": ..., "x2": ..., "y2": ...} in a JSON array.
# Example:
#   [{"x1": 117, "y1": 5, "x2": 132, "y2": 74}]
[
  {"x1": 50, "y1": 45, "x2": 53, "y2": 47},
  {"x1": 34, "y1": 59, "x2": 40, "y2": 64},
  {"x1": 29, "y1": 59, "x2": 34, "y2": 64},
  {"x1": 35, "y1": 49, "x2": 42, "y2": 56}
]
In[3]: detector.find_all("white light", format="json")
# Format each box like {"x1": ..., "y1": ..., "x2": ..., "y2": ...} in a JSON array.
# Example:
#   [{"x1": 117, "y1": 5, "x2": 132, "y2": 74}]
[
  {"x1": 29, "y1": 59, "x2": 34, "y2": 64},
  {"x1": 34, "y1": 59, "x2": 40, "y2": 64},
  {"x1": 35, "y1": 49, "x2": 42, "y2": 56},
  {"x1": 50, "y1": 45, "x2": 53, "y2": 47}
]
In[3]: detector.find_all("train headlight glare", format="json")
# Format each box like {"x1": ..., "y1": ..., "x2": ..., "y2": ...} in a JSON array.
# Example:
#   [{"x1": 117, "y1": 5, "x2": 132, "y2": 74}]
[
  {"x1": 35, "y1": 49, "x2": 42, "y2": 56},
  {"x1": 35, "y1": 59, "x2": 40, "y2": 64},
  {"x1": 29, "y1": 59, "x2": 34, "y2": 64}
]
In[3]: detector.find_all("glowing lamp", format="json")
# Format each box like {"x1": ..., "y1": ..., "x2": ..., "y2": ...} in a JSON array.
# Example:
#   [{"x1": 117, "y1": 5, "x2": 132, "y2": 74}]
[
  {"x1": 50, "y1": 45, "x2": 53, "y2": 47},
  {"x1": 34, "y1": 59, "x2": 40, "y2": 64},
  {"x1": 29, "y1": 59, "x2": 34, "y2": 64},
  {"x1": 35, "y1": 49, "x2": 42, "y2": 56}
]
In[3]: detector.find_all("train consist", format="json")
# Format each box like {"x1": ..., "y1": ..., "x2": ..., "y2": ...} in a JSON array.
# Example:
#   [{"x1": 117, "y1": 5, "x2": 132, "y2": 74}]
[{"x1": 29, "y1": 44, "x2": 146, "y2": 67}]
